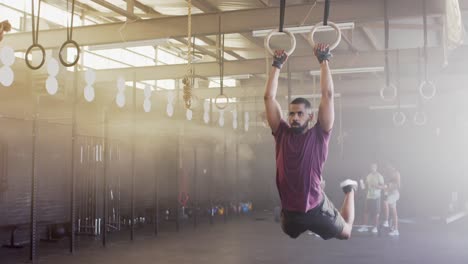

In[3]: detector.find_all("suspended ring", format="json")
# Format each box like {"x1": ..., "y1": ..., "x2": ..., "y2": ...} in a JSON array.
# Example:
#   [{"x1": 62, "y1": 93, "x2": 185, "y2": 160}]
[
  {"x1": 59, "y1": 39, "x2": 80, "y2": 67},
  {"x1": 25, "y1": 44, "x2": 46, "y2": 70},
  {"x1": 379, "y1": 83, "x2": 397, "y2": 102},
  {"x1": 308, "y1": 21, "x2": 342, "y2": 51},
  {"x1": 393, "y1": 111, "x2": 406, "y2": 127},
  {"x1": 264, "y1": 29, "x2": 297, "y2": 56},
  {"x1": 215, "y1": 94, "x2": 229, "y2": 110},
  {"x1": 413, "y1": 111, "x2": 427, "y2": 126},
  {"x1": 419, "y1": 80, "x2": 436, "y2": 100}
]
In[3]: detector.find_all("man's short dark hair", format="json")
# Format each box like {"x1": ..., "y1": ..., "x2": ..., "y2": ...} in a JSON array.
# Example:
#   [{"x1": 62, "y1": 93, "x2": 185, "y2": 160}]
[{"x1": 290, "y1": 97, "x2": 311, "y2": 109}]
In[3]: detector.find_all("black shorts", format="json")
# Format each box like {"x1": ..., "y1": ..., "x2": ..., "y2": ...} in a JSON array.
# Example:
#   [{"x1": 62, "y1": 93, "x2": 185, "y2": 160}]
[
  {"x1": 366, "y1": 198, "x2": 381, "y2": 215},
  {"x1": 281, "y1": 193, "x2": 345, "y2": 240}
]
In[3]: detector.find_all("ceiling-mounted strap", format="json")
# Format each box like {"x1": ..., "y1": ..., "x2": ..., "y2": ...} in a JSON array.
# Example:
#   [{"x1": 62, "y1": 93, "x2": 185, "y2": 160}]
[
  {"x1": 422, "y1": 0, "x2": 428, "y2": 81},
  {"x1": 215, "y1": 15, "x2": 229, "y2": 110},
  {"x1": 384, "y1": 0, "x2": 390, "y2": 86},
  {"x1": 218, "y1": 16, "x2": 225, "y2": 96},
  {"x1": 418, "y1": 0, "x2": 436, "y2": 100},
  {"x1": 287, "y1": 60, "x2": 291, "y2": 103},
  {"x1": 323, "y1": 0, "x2": 330, "y2": 26},
  {"x1": 396, "y1": 50, "x2": 400, "y2": 107},
  {"x1": 59, "y1": 0, "x2": 80, "y2": 67},
  {"x1": 393, "y1": 49, "x2": 406, "y2": 126},
  {"x1": 279, "y1": 0, "x2": 286, "y2": 32},
  {"x1": 25, "y1": 0, "x2": 45, "y2": 70}
]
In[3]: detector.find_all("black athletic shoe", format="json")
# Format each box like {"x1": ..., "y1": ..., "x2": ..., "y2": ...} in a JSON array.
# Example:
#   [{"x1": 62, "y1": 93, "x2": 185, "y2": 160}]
[{"x1": 340, "y1": 179, "x2": 358, "y2": 194}]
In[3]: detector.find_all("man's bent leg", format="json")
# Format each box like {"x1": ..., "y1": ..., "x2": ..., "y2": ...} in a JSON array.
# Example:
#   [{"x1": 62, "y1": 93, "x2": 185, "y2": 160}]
[{"x1": 337, "y1": 180, "x2": 358, "y2": 239}]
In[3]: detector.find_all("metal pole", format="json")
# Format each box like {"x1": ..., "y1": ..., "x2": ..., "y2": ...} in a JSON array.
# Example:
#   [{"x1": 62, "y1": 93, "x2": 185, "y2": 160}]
[
  {"x1": 94, "y1": 140, "x2": 98, "y2": 235},
  {"x1": 193, "y1": 147, "x2": 198, "y2": 228},
  {"x1": 209, "y1": 144, "x2": 214, "y2": 225},
  {"x1": 209, "y1": 99, "x2": 214, "y2": 225},
  {"x1": 69, "y1": 59, "x2": 79, "y2": 253},
  {"x1": 223, "y1": 130, "x2": 227, "y2": 223},
  {"x1": 131, "y1": 73, "x2": 136, "y2": 241},
  {"x1": 236, "y1": 136, "x2": 239, "y2": 216},
  {"x1": 175, "y1": 79, "x2": 180, "y2": 232},
  {"x1": 154, "y1": 147, "x2": 159, "y2": 236},
  {"x1": 29, "y1": 95, "x2": 39, "y2": 263},
  {"x1": 102, "y1": 110, "x2": 108, "y2": 247},
  {"x1": 175, "y1": 133, "x2": 180, "y2": 232}
]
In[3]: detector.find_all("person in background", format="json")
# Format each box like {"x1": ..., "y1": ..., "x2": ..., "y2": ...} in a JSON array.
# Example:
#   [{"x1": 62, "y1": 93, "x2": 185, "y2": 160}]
[
  {"x1": 357, "y1": 163, "x2": 385, "y2": 233},
  {"x1": 383, "y1": 162, "x2": 401, "y2": 236}
]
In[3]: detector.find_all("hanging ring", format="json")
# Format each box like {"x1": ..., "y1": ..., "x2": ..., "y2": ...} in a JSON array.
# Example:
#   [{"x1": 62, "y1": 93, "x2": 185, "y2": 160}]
[
  {"x1": 419, "y1": 80, "x2": 436, "y2": 100},
  {"x1": 379, "y1": 83, "x2": 397, "y2": 102},
  {"x1": 59, "y1": 39, "x2": 80, "y2": 67},
  {"x1": 308, "y1": 21, "x2": 342, "y2": 50},
  {"x1": 392, "y1": 111, "x2": 406, "y2": 127},
  {"x1": 215, "y1": 94, "x2": 229, "y2": 110},
  {"x1": 413, "y1": 111, "x2": 427, "y2": 126},
  {"x1": 264, "y1": 29, "x2": 297, "y2": 56},
  {"x1": 25, "y1": 44, "x2": 46, "y2": 70}
]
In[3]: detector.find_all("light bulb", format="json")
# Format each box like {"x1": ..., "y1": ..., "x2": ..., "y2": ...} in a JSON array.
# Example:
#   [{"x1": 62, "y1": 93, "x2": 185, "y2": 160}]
[
  {"x1": 186, "y1": 109, "x2": 193, "y2": 120},
  {"x1": 203, "y1": 111, "x2": 210, "y2": 124},
  {"x1": 143, "y1": 98, "x2": 151, "y2": 112},
  {"x1": 219, "y1": 116, "x2": 225, "y2": 127},
  {"x1": 46, "y1": 76, "x2": 58, "y2": 95},
  {"x1": 84, "y1": 85, "x2": 95, "y2": 102},
  {"x1": 116, "y1": 92, "x2": 126, "y2": 108},
  {"x1": 0, "y1": 46, "x2": 15, "y2": 66},
  {"x1": 144, "y1": 84, "x2": 152, "y2": 98},
  {"x1": 219, "y1": 111, "x2": 225, "y2": 127},
  {"x1": 167, "y1": 91, "x2": 175, "y2": 104},
  {"x1": 117, "y1": 77, "x2": 125, "y2": 92},
  {"x1": 47, "y1": 58, "x2": 59, "y2": 77},
  {"x1": 0, "y1": 66, "x2": 14, "y2": 87},
  {"x1": 166, "y1": 103, "x2": 174, "y2": 117},
  {"x1": 85, "y1": 69, "x2": 96, "y2": 84}
]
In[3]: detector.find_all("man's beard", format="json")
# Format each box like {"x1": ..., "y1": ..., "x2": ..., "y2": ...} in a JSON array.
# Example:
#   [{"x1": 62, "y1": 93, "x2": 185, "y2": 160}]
[{"x1": 289, "y1": 121, "x2": 308, "y2": 134}]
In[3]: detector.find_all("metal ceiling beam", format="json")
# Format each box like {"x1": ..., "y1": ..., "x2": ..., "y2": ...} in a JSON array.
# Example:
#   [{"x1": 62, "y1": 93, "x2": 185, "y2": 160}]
[
  {"x1": 90, "y1": 0, "x2": 140, "y2": 20},
  {"x1": 173, "y1": 37, "x2": 219, "y2": 59},
  {"x1": 360, "y1": 26, "x2": 380, "y2": 50},
  {"x1": 190, "y1": 0, "x2": 218, "y2": 13},
  {"x1": 240, "y1": 32, "x2": 265, "y2": 48},
  {"x1": 125, "y1": 0, "x2": 160, "y2": 15},
  {"x1": 197, "y1": 36, "x2": 245, "y2": 60},
  {"x1": 189, "y1": 0, "x2": 246, "y2": 60},
  {"x1": 87, "y1": 47, "x2": 444, "y2": 83},
  {"x1": 3, "y1": 0, "x2": 445, "y2": 51},
  {"x1": 341, "y1": 32, "x2": 359, "y2": 53}
]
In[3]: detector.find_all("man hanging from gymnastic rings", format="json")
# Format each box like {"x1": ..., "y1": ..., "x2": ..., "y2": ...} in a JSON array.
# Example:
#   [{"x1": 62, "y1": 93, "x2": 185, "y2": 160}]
[
  {"x1": 264, "y1": 43, "x2": 357, "y2": 240},
  {"x1": 264, "y1": 0, "x2": 357, "y2": 240}
]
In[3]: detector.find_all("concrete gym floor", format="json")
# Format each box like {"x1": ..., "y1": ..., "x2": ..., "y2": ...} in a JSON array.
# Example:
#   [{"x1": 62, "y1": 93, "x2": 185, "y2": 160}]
[{"x1": 2, "y1": 215, "x2": 467, "y2": 264}]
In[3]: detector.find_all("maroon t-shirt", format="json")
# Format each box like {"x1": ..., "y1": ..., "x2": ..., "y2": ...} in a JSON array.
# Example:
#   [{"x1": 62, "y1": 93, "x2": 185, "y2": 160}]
[{"x1": 273, "y1": 120, "x2": 331, "y2": 212}]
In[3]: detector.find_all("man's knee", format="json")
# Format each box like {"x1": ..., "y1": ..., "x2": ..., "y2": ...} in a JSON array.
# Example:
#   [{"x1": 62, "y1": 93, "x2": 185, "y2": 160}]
[
  {"x1": 286, "y1": 231, "x2": 302, "y2": 239},
  {"x1": 281, "y1": 225, "x2": 302, "y2": 239},
  {"x1": 336, "y1": 224, "x2": 352, "y2": 240},
  {"x1": 281, "y1": 221, "x2": 302, "y2": 239},
  {"x1": 337, "y1": 231, "x2": 351, "y2": 240}
]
